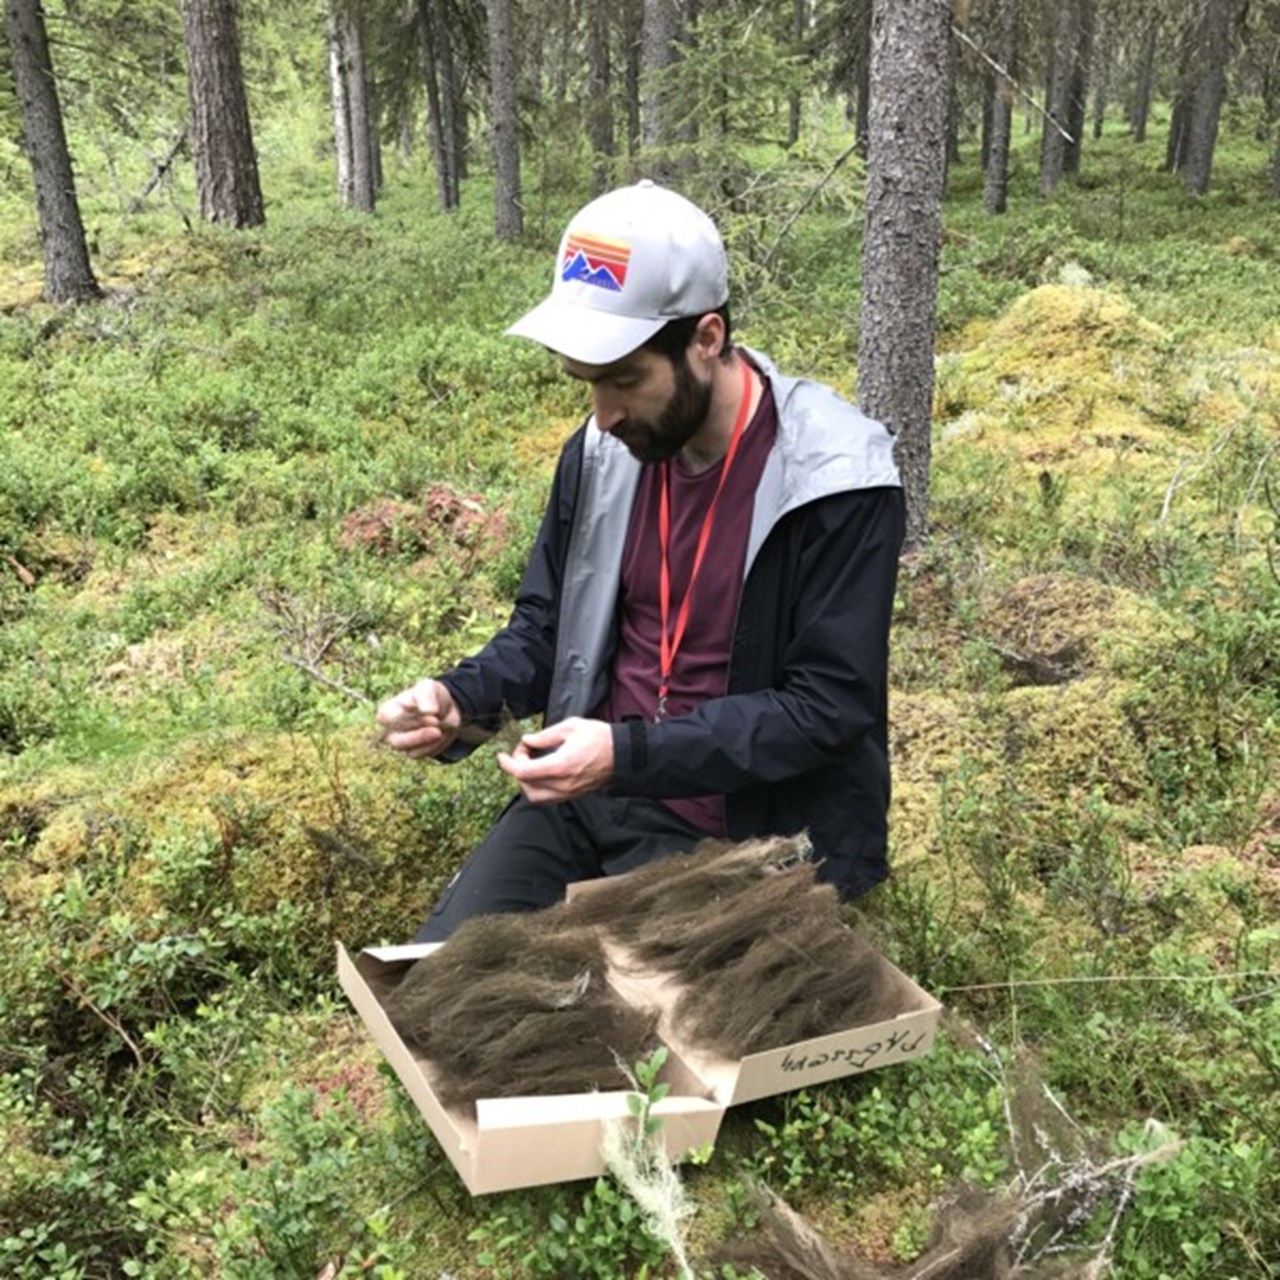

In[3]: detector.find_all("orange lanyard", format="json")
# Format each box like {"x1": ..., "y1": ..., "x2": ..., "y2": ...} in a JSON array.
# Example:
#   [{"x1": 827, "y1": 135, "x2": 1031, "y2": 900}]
[{"x1": 655, "y1": 360, "x2": 753, "y2": 722}]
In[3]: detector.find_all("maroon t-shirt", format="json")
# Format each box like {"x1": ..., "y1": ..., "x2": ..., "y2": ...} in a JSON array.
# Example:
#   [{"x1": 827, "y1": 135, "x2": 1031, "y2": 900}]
[{"x1": 600, "y1": 376, "x2": 779, "y2": 833}]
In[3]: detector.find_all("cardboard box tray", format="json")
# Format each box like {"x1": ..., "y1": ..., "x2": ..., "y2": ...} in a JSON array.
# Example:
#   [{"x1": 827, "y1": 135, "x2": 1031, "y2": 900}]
[{"x1": 338, "y1": 930, "x2": 942, "y2": 1196}]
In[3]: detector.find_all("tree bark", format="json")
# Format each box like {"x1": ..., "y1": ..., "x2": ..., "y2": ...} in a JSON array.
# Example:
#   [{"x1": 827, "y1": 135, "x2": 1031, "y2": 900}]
[
  {"x1": 1091, "y1": 0, "x2": 1111, "y2": 140},
  {"x1": 487, "y1": 0, "x2": 522, "y2": 239},
  {"x1": 677, "y1": 0, "x2": 698, "y2": 148},
  {"x1": 418, "y1": 0, "x2": 449, "y2": 209},
  {"x1": 642, "y1": 0, "x2": 681, "y2": 179},
  {"x1": 1184, "y1": 0, "x2": 1233, "y2": 196},
  {"x1": 180, "y1": 0, "x2": 264, "y2": 228},
  {"x1": 854, "y1": 0, "x2": 871, "y2": 158},
  {"x1": 525, "y1": 4, "x2": 544, "y2": 108},
  {"x1": 551, "y1": 0, "x2": 574, "y2": 103},
  {"x1": 327, "y1": 0, "x2": 354, "y2": 206},
  {"x1": 433, "y1": 0, "x2": 461, "y2": 205},
  {"x1": 1165, "y1": 17, "x2": 1198, "y2": 173},
  {"x1": 788, "y1": 0, "x2": 806, "y2": 148},
  {"x1": 368, "y1": 78, "x2": 383, "y2": 193},
  {"x1": 4, "y1": 0, "x2": 100, "y2": 302},
  {"x1": 1039, "y1": 0, "x2": 1074, "y2": 196},
  {"x1": 980, "y1": 70, "x2": 994, "y2": 172},
  {"x1": 335, "y1": 0, "x2": 375, "y2": 211},
  {"x1": 858, "y1": 0, "x2": 950, "y2": 553},
  {"x1": 984, "y1": 0, "x2": 1018, "y2": 215},
  {"x1": 588, "y1": 0, "x2": 615, "y2": 193},
  {"x1": 945, "y1": 36, "x2": 961, "y2": 175},
  {"x1": 1064, "y1": 0, "x2": 1093, "y2": 174},
  {"x1": 1131, "y1": 16, "x2": 1157, "y2": 142},
  {"x1": 624, "y1": 0, "x2": 643, "y2": 157},
  {"x1": 418, "y1": 0, "x2": 461, "y2": 210}
]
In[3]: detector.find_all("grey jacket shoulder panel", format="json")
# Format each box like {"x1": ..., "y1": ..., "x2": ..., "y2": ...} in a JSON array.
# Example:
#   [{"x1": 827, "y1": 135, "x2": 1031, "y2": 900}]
[
  {"x1": 545, "y1": 350, "x2": 900, "y2": 720},
  {"x1": 744, "y1": 348, "x2": 900, "y2": 565},
  {"x1": 547, "y1": 427, "x2": 639, "y2": 722}
]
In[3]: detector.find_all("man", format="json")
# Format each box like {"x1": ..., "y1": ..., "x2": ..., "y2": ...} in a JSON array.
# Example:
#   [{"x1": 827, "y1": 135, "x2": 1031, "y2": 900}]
[{"x1": 377, "y1": 180, "x2": 904, "y2": 940}]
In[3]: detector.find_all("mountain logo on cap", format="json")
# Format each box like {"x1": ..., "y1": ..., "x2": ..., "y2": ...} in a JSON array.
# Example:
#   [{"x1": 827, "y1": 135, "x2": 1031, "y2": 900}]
[{"x1": 561, "y1": 232, "x2": 631, "y2": 292}]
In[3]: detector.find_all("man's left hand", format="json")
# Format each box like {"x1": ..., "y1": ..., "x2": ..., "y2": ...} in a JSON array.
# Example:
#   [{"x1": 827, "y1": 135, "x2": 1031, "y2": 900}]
[{"x1": 498, "y1": 717, "x2": 615, "y2": 803}]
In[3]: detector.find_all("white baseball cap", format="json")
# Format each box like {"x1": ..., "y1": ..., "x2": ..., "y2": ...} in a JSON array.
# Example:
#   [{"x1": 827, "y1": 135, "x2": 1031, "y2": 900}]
[{"x1": 505, "y1": 180, "x2": 729, "y2": 365}]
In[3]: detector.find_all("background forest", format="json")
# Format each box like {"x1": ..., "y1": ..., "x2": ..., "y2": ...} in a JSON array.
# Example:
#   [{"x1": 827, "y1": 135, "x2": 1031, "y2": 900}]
[{"x1": 2, "y1": 0, "x2": 1279, "y2": 1276}]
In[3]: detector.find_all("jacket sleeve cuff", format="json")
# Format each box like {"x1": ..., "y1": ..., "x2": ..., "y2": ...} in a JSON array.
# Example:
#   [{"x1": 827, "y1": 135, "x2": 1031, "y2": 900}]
[{"x1": 611, "y1": 717, "x2": 648, "y2": 784}]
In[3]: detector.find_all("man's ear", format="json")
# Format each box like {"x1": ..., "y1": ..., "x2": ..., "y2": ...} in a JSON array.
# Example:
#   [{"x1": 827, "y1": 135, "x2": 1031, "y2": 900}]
[{"x1": 691, "y1": 312, "x2": 726, "y2": 363}]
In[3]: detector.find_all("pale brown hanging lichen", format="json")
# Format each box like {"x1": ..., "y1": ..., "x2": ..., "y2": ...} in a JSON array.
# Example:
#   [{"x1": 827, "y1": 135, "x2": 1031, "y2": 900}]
[
  {"x1": 384, "y1": 837, "x2": 903, "y2": 1108},
  {"x1": 573, "y1": 837, "x2": 897, "y2": 1056},
  {"x1": 381, "y1": 907, "x2": 658, "y2": 1111}
]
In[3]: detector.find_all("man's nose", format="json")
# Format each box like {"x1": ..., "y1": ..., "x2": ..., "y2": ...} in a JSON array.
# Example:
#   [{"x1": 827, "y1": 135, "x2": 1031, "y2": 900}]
[{"x1": 592, "y1": 387, "x2": 626, "y2": 431}]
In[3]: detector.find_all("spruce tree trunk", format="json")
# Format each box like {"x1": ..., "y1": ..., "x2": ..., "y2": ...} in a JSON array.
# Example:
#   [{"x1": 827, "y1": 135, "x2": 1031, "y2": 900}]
[
  {"x1": 624, "y1": 0, "x2": 643, "y2": 157},
  {"x1": 1040, "y1": 0, "x2": 1074, "y2": 196},
  {"x1": 1165, "y1": 18, "x2": 1198, "y2": 173},
  {"x1": 1092, "y1": 52, "x2": 1109, "y2": 139},
  {"x1": 526, "y1": 12, "x2": 544, "y2": 108},
  {"x1": 1184, "y1": 0, "x2": 1232, "y2": 196},
  {"x1": 788, "y1": 0, "x2": 806, "y2": 148},
  {"x1": 588, "y1": 0, "x2": 615, "y2": 193},
  {"x1": 551, "y1": 0, "x2": 574, "y2": 104},
  {"x1": 368, "y1": 80, "x2": 383, "y2": 193},
  {"x1": 454, "y1": 77, "x2": 470, "y2": 181},
  {"x1": 858, "y1": 0, "x2": 950, "y2": 553},
  {"x1": 487, "y1": 0, "x2": 522, "y2": 239},
  {"x1": 980, "y1": 70, "x2": 994, "y2": 172},
  {"x1": 327, "y1": 0, "x2": 354, "y2": 206},
  {"x1": 335, "y1": 0, "x2": 375, "y2": 212},
  {"x1": 984, "y1": 0, "x2": 1018, "y2": 216},
  {"x1": 180, "y1": 0, "x2": 264, "y2": 228},
  {"x1": 1091, "y1": 0, "x2": 1111, "y2": 140},
  {"x1": 1166, "y1": 98, "x2": 1191, "y2": 171},
  {"x1": 945, "y1": 38, "x2": 961, "y2": 174},
  {"x1": 1132, "y1": 17, "x2": 1157, "y2": 142},
  {"x1": 854, "y1": 0, "x2": 871, "y2": 158},
  {"x1": 642, "y1": 0, "x2": 681, "y2": 179},
  {"x1": 1064, "y1": 0, "x2": 1093, "y2": 175},
  {"x1": 418, "y1": 0, "x2": 449, "y2": 210},
  {"x1": 4, "y1": 0, "x2": 100, "y2": 302},
  {"x1": 678, "y1": 0, "x2": 698, "y2": 149},
  {"x1": 432, "y1": 0, "x2": 461, "y2": 206}
]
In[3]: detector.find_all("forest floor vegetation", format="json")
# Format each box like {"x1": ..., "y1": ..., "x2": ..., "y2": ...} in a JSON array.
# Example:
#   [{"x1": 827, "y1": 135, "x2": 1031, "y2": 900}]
[{"x1": 1, "y1": 111, "x2": 1278, "y2": 1278}]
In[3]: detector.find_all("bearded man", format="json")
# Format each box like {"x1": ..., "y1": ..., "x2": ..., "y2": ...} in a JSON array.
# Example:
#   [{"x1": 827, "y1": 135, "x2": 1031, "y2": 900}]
[{"x1": 377, "y1": 181, "x2": 905, "y2": 940}]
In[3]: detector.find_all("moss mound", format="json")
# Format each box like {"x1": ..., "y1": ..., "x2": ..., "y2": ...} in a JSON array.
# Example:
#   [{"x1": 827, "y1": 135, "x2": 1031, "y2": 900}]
[{"x1": 2, "y1": 731, "x2": 507, "y2": 961}]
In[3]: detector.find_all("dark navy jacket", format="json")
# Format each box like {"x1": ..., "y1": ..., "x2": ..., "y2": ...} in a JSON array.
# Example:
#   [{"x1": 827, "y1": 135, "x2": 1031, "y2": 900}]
[{"x1": 439, "y1": 349, "x2": 905, "y2": 897}]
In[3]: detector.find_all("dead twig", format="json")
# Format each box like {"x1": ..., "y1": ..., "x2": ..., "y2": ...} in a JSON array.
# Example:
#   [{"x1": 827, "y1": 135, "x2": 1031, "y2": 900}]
[
  {"x1": 259, "y1": 588, "x2": 373, "y2": 707},
  {"x1": 943, "y1": 969, "x2": 1277, "y2": 995},
  {"x1": 128, "y1": 123, "x2": 188, "y2": 215},
  {"x1": 947, "y1": 13, "x2": 1073, "y2": 144},
  {"x1": 761, "y1": 139, "x2": 861, "y2": 271},
  {"x1": 281, "y1": 654, "x2": 373, "y2": 706},
  {"x1": 52, "y1": 964, "x2": 146, "y2": 1070},
  {"x1": 4, "y1": 554, "x2": 36, "y2": 587},
  {"x1": 1158, "y1": 424, "x2": 1240, "y2": 525},
  {"x1": 1235, "y1": 438, "x2": 1278, "y2": 548}
]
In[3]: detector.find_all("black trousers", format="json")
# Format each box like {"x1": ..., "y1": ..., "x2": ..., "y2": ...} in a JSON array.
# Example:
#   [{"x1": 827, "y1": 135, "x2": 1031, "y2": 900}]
[{"x1": 415, "y1": 792, "x2": 705, "y2": 942}]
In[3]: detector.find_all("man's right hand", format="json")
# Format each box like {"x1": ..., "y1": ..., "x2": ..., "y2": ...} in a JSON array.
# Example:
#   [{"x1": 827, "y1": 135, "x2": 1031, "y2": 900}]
[{"x1": 375, "y1": 679, "x2": 463, "y2": 758}]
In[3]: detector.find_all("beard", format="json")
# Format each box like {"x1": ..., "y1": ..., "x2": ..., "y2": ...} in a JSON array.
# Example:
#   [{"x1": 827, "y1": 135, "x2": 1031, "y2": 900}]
[{"x1": 612, "y1": 355, "x2": 713, "y2": 464}]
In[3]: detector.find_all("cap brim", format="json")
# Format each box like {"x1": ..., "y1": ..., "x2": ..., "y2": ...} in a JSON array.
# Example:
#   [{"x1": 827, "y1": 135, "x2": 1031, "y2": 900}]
[{"x1": 505, "y1": 296, "x2": 667, "y2": 366}]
